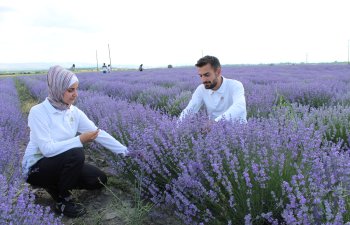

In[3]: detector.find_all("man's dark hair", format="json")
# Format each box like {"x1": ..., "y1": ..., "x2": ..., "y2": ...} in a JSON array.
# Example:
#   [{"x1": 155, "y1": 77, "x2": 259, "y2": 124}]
[{"x1": 195, "y1": 55, "x2": 221, "y2": 70}]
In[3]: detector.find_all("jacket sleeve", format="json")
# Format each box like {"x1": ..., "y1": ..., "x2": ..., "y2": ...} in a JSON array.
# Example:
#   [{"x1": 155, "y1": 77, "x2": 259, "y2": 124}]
[
  {"x1": 215, "y1": 81, "x2": 247, "y2": 122},
  {"x1": 178, "y1": 86, "x2": 204, "y2": 121},
  {"x1": 77, "y1": 109, "x2": 129, "y2": 156}
]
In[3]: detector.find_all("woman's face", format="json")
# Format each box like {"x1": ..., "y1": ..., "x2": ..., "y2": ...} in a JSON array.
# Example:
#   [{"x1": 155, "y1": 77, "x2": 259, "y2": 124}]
[{"x1": 63, "y1": 82, "x2": 78, "y2": 105}]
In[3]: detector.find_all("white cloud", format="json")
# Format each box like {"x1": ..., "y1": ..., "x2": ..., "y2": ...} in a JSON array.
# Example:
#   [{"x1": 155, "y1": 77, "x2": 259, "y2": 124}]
[
  {"x1": 0, "y1": 0, "x2": 350, "y2": 67},
  {"x1": 0, "y1": 6, "x2": 14, "y2": 13}
]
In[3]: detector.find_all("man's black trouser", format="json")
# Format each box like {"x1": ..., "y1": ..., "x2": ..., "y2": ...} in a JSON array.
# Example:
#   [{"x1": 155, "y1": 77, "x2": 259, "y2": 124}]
[{"x1": 26, "y1": 147, "x2": 107, "y2": 201}]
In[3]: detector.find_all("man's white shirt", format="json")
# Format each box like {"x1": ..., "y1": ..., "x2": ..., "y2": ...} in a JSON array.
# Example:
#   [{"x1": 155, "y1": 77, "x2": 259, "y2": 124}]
[
  {"x1": 22, "y1": 98, "x2": 128, "y2": 176},
  {"x1": 179, "y1": 77, "x2": 247, "y2": 123}
]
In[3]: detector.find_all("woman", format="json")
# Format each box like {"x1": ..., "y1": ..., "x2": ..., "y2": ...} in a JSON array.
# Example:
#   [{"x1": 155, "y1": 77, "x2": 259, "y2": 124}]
[{"x1": 22, "y1": 65, "x2": 129, "y2": 217}]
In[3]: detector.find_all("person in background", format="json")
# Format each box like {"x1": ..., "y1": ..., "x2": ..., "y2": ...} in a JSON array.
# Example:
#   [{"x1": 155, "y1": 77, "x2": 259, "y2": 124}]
[
  {"x1": 179, "y1": 55, "x2": 247, "y2": 123},
  {"x1": 102, "y1": 63, "x2": 107, "y2": 74},
  {"x1": 70, "y1": 64, "x2": 75, "y2": 71},
  {"x1": 22, "y1": 65, "x2": 129, "y2": 217},
  {"x1": 107, "y1": 64, "x2": 111, "y2": 73},
  {"x1": 139, "y1": 64, "x2": 143, "y2": 71}
]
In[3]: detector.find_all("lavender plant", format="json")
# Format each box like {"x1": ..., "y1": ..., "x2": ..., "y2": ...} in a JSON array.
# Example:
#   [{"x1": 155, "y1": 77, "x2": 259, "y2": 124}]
[
  {"x1": 0, "y1": 78, "x2": 62, "y2": 224},
  {"x1": 17, "y1": 64, "x2": 350, "y2": 224}
]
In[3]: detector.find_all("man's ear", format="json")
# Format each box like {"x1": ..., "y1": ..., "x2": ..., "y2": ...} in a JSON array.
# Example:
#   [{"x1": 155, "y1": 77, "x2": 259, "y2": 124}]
[{"x1": 216, "y1": 67, "x2": 222, "y2": 76}]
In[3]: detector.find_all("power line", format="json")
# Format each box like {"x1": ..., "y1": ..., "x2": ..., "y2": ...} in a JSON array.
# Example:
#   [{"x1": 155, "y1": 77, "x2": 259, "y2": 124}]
[{"x1": 348, "y1": 40, "x2": 350, "y2": 65}]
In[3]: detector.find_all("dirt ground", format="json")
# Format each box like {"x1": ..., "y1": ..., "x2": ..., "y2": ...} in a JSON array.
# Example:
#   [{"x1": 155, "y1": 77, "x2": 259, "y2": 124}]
[{"x1": 31, "y1": 151, "x2": 182, "y2": 225}]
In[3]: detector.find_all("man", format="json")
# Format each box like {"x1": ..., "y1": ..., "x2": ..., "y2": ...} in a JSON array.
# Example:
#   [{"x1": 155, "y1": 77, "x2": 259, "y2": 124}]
[
  {"x1": 70, "y1": 64, "x2": 75, "y2": 71},
  {"x1": 102, "y1": 63, "x2": 107, "y2": 74},
  {"x1": 179, "y1": 55, "x2": 247, "y2": 123}
]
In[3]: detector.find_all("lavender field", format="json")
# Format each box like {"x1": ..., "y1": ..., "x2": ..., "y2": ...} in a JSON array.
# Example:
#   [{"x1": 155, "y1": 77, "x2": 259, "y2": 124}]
[{"x1": 2, "y1": 64, "x2": 350, "y2": 225}]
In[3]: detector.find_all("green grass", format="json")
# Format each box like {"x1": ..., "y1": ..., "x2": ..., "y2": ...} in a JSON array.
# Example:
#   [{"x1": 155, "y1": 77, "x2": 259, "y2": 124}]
[
  {"x1": 14, "y1": 78, "x2": 38, "y2": 114},
  {"x1": 101, "y1": 176, "x2": 154, "y2": 225}
]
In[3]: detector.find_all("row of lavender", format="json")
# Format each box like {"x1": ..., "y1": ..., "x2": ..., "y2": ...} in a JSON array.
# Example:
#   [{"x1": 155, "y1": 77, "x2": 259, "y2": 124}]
[
  {"x1": 75, "y1": 64, "x2": 350, "y2": 117},
  {"x1": 0, "y1": 78, "x2": 61, "y2": 224},
  {"x1": 77, "y1": 92, "x2": 350, "y2": 224},
  {"x1": 18, "y1": 65, "x2": 350, "y2": 224},
  {"x1": 23, "y1": 65, "x2": 350, "y2": 117},
  {"x1": 22, "y1": 65, "x2": 350, "y2": 148}
]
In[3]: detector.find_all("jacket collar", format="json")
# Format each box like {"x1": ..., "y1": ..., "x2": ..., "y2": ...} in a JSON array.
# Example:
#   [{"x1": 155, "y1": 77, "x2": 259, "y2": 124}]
[{"x1": 207, "y1": 76, "x2": 226, "y2": 94}]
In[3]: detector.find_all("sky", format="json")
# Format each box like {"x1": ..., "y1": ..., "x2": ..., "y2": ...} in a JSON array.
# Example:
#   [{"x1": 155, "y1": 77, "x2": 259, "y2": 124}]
[{"x1": 0, "y1": 0, "x2": 350, "y2": 68}]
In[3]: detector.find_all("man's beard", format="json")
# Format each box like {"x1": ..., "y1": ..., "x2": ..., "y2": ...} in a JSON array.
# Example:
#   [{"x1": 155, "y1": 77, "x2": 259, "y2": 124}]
[{"x1": 203, "y1": 77, "x2": 218, "y2": 89}]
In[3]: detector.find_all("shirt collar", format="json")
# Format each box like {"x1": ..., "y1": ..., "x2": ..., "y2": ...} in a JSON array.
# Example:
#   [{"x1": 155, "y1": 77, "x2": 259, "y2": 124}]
[
  {"x1": 215, "y1": 76, "x2": 226, "y2": 94},
  {"x1": 207, "y1": 76, "x2": 226, "y2": 94},
  {"x1": 43, "y1": 98, "x2": 75, "y2": 114}
]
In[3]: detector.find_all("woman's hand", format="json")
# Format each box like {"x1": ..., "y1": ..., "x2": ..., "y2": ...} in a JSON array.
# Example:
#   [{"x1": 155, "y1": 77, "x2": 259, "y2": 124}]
[
  {"x1": 79, "y1": 130, "x2": 99, "y2": 144},
  {"x1": 126, "y1": 150, "x2": 144, "y2": 160}
]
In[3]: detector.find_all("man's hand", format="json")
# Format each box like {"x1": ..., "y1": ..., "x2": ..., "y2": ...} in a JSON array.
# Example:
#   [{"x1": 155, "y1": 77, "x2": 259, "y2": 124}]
[{"x1": 79, "y1": 130, "x2": 99, "y2": 144}]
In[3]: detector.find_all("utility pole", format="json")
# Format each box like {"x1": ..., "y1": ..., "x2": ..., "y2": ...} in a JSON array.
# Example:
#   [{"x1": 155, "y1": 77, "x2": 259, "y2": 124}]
[
  {"x1": 348, "y1": 40, "x2": 350, "y2": 65},
  {"x1": 96, "y1": 50, "x2": 99, "y2": 71},
  {"x1": 108, "y1": 43, "x2": 112, "y2": 68},
  {"x1": 201, "y1": 49, "x2": 204, "y2": 57}
]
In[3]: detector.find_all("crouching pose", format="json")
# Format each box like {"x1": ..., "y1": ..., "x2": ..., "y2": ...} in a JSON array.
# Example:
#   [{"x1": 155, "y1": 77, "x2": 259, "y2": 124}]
[
  {"x1": 179, "y1": 55, "x2": 247, "y2": 123},
  {"x1": 22, "y1": 65, "x2": 129, "y2": 217}
]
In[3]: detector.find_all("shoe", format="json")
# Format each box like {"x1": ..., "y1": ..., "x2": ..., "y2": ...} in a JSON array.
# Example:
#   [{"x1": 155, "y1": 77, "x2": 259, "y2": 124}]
[{"x1": 55, "y1": 198, "x2": 86, "y2": 218}]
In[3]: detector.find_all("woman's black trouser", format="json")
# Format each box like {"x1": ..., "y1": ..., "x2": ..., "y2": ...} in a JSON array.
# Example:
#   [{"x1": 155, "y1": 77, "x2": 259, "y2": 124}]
[{"x1": 26, "y1": 147, "x2": 107, "y2": 201}]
